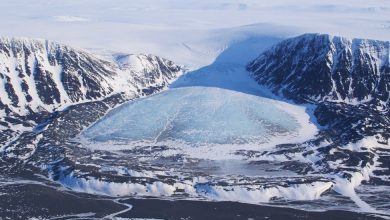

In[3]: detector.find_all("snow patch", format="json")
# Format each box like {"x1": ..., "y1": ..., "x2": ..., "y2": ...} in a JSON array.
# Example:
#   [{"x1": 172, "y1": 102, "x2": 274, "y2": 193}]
[
  {"x1": 60, "y1": 174, "x2": 176, "y2": 197},
  {"x1": 197, "y1": 181, "x2": 333, "y2": 203}
]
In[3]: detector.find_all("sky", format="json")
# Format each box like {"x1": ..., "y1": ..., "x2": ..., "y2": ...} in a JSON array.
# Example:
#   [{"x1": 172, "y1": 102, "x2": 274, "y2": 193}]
[{"x1": 1, "y1": 0, "x2": 389, "y2": 67}]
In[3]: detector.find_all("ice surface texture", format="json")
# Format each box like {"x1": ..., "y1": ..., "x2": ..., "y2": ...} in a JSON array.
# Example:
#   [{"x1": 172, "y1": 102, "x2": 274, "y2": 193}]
[{"x1": 81, "y1": 87, "x2": 301, "y2": 149}]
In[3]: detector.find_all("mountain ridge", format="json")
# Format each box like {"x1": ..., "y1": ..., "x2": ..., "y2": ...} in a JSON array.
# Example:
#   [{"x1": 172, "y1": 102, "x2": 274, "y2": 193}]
[
  {"x1": 0, "y1": 37, "x2": 182, "y2": 115},
  {"x1": 247, "y1": 33, "x2": 390, "y2": 108},
  {"x1": 0, "y1": 37, "x2": 183, "y2": 152}
]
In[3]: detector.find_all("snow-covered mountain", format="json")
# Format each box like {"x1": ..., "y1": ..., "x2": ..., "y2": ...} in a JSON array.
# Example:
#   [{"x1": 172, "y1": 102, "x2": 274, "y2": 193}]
[
  {"x1": 247, "y1": 34, "x2": 390, "y2": 107},
  {"x1": 0, "y1": 37, "x2": 183, "y2": 162},
  {"x1": 0, "y1": 37, "x2": 182, "y2": 114},
  {"x1": 246, "y1": 34, "x2": 390, "y2": 214},
  {"x1": 0, "y1": 37, "x2": 182, "y2": 133}
]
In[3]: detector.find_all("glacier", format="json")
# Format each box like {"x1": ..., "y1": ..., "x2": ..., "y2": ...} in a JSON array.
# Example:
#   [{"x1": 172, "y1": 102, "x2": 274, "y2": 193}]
[{"x1": 80, "y1": 86, "x2": 318, "y2": 159}]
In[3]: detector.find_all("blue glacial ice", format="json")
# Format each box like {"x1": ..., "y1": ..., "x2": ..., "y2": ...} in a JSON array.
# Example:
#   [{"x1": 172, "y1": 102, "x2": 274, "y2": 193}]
[{"x1": 80, "y1": 86, "x2": 315, "y2": 153}]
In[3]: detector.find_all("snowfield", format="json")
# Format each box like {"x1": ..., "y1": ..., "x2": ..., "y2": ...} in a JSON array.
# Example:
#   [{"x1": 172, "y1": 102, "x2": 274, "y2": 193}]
[{"x1": 1, "y1": 0, "x2": 389, "y2": 68}]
